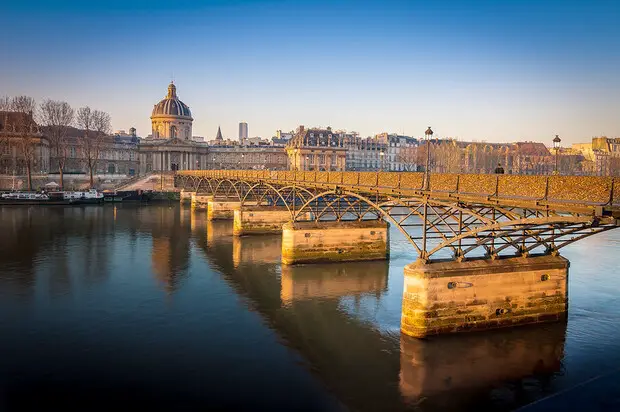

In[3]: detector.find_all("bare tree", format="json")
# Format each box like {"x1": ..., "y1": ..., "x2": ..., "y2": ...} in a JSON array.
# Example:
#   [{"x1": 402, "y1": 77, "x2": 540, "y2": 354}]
[
  {"x1": 39, "y1": 99, "x2": 74, "y2": 189},
  {"x1": 10, "y1": 96, "x2": 38, "y2": 191},
  {"x1": 0, "y1": 96, "x2": 11, "y2": 170},
  {"x1": 397, "y1": 145, "x2": 424, "y2": 171},
  {"x1": 76, "y1": 107, "x2": 111, "y2": 187}
]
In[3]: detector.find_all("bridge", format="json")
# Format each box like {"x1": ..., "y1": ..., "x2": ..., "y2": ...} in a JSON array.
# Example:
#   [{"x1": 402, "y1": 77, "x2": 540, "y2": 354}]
[{"x1": 175, "y1": 170, "x2": 620, "y2": 338}]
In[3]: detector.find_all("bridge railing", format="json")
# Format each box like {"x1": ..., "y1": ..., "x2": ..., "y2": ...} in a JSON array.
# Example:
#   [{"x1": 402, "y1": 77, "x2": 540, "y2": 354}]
[{"x1": 177, "y1": 170, "x2": 620, "y2": 207}]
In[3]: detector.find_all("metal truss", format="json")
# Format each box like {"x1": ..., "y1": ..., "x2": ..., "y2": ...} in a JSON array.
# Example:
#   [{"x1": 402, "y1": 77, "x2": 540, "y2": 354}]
[{"x1": 176, "y1": 175, "x2": 619, "y2": 262}]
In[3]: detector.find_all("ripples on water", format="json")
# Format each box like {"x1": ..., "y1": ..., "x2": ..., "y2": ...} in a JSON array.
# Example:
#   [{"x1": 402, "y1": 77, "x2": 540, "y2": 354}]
[{"x1": 0, "y1": 204, "x2": 619, "y2": 411}]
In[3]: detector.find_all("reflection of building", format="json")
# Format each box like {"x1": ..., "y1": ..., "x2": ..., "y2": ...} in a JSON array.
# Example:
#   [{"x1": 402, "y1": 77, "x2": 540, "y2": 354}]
[
  {"x1": 280, "y1": 260, "x2": 388, "y2": 303},
  {"x1": 150, "y1": 207, "x2": 191, "y2": 294},
  {"x1": 138, "y1": 83, "x2": 209, "y2": 173},
  {"x1": 286, "y1": 125, "x2": 347, "y2": 171},
  {"x1": 399, "y1": 322, "x2": 566, "y2": 410}
]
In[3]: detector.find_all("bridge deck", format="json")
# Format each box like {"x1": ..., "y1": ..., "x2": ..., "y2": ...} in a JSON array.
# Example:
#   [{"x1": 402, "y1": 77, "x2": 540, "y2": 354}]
[{"x1": 177, "y1": 170, "x2": 620, "y2": 217}]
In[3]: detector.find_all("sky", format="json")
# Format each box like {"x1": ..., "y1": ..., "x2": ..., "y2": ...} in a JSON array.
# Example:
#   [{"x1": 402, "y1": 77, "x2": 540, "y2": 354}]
[{"x1": 0, "y1": 0, "x2": 618, "y2": 144}]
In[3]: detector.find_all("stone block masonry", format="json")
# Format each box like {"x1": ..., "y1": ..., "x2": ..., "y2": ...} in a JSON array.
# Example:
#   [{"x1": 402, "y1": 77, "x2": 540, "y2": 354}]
[
  {"x1": 401, "y1": 255, "x2": 569, "y2": 338},
  {"x1": 207, "y1": 199, "x2": 242, "y2": 220},
  {"x1": 233, "y1": 207, "x2": 310, "y2": 236},
  {"x1": 281, "y1": 220, "x2": 389, "y2": 265},
  {"x1": 190, "y1": 193, "x2": 211, "y2": 210},
  {"x1": 180, "y1": 190, "x2": 195, "y2": 205}
]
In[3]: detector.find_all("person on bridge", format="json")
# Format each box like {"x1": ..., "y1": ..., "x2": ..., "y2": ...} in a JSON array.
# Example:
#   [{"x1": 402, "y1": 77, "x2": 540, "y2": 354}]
[{"x1": 494, "y1": 163, "x2": 505, "y2": 174}]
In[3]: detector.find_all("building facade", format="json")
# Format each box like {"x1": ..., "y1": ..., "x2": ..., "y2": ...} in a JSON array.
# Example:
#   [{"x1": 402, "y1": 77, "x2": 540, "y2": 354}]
[
  {"x1": 286, "y1": 126, "x2": 347, "y2": 171},
  {"x1": 0, "y1": 111, "x2": 50, "y2": 175},
  {"x1": 138, "y1": 83, "x2": 209, "y2": 173}
]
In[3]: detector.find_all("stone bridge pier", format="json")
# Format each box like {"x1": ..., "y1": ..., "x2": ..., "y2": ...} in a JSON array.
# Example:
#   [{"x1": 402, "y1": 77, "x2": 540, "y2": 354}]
[
  {"x1": 281, "y1": 220, "x2": 390, "y2": 265},
  {"x1": 401, "y1": 255, "x2": 569, "y2": 338},
  {"x1": 233, "y1": 206, "x2": 311, "y2": 236}
]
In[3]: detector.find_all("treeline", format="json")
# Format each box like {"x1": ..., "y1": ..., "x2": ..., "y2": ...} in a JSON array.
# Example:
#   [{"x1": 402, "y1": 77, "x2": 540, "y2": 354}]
[{"x1": 0, "y1": 95, "x2": 111, "y2": 189}]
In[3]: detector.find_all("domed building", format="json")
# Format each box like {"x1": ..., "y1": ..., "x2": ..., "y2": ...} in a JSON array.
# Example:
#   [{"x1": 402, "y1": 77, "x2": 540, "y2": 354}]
[
  {"x1": 151, "y1": 82, "x2": 193, "y2": 139},
  {"x1": 138, "y1": 82, "x2": 209, "y2": 174}
]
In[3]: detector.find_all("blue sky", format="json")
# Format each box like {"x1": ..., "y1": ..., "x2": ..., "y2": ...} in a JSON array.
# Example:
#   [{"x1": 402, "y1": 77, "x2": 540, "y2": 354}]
[{"x1": 1, "y1": 0, "x2": 618, "y2": 144}]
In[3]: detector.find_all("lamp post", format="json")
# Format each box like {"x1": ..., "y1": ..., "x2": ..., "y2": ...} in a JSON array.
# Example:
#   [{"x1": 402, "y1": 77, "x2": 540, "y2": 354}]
[
  {"x1": 424, "y1": 127, "x2": 433, "y2": 190},
  {"x1": 212, "y1": 156, "x2": 215, "y2": 170},
  {"x1": 241, "y1": 153, "x2": 245, "y2": 170},
  {"x1": 553, "y1": 135, "x2": 561, "y2": 175},
  {"x1": 380, "y1": 150, "x2": 385, "y2": 171},
  {"x1": 293, "y1": 148, "x2": 298, "y2": 171}
]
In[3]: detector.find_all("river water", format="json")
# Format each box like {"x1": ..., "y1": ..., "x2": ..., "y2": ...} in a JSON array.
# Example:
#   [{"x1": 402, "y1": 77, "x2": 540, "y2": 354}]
[{"x1": 0, "y1": 204, "x2": 619, "y2": 411}]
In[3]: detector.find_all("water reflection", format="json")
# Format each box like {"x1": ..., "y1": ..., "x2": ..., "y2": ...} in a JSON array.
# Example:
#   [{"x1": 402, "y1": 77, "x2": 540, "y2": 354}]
[
  {"x1": 400, "y1": 323, "x2": 566, "y2": 411},
  {"x1": 147, "y1": 206, "x2": 191, "y2": 293},
  {"x1": 1, "y1": 205, "x2": 613, "y2": 411},
  {"x1": 233, "y1": 235, "x2": 282, "y2": 267},
  {"x1": 280, "y1": 260, "x2": 388, "y2": 304},
  {"x1": 200, "y1": 220, "x2": 569, "y2": 412}
]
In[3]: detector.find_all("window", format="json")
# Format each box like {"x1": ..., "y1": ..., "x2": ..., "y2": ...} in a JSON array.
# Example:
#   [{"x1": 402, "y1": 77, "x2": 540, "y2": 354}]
[{"x1": 318, "y1": 154, "x2": 325, "y2": 164}]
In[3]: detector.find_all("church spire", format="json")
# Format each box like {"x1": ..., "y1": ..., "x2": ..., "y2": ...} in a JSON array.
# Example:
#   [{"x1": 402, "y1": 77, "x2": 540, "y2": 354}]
[{"x1": 216, "y1": 126, "x2": 223, "y2": 141}]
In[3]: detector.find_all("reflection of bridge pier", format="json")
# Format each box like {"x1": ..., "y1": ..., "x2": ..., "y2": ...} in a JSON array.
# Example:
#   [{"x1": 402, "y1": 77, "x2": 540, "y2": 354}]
[
  {"x1": 280, "y1": 260, "x2": 389, "y2": 304},
  {"x1": 232, "y1": 234, "x2": 282, "y2": 267},
  {"x1": 196, "y1": 234, "x2": 403, "y2": 412},
  {"x1": 400, "y1": 322, "x2": 566, "y2": 411}
]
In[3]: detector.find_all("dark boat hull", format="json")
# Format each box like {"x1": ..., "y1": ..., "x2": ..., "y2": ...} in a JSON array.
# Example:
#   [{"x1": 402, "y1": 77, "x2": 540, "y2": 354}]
[
  {"x1": 69, "y1": 198, "x2": 104, "y2": 205},
  {"x1": 103, "y1": 190, "x2": 152, "y2": 203}
]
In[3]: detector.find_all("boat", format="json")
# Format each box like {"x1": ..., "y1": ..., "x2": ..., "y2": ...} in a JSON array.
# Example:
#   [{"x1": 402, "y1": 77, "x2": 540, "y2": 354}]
[
  {"x1": 59, "y1": 189, "x2": 104, "y2": 204},
  {"x1": 0, "y1": 191, "x2": 71, "y2": 205}
]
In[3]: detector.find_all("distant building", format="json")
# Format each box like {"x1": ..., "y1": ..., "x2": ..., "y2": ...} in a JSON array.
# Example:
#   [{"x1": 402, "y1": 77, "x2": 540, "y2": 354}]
[
  {"x1": 276, "y1": 130, "x2": 294, "y2": 141},
  {"x1": 138, "y1": 82, "x2": 209, "y2": 173},
  {"x1": 208, "y1": 146, "x2": 288, "y2": 170},
  {"x1": 286, "y1": 125, "x2": 347, "y2": 171},
  {"x1": 239, "y1": 122, "x2": 248, "y2": 142},
  {"x1": 0, "y1": 110, "x2": 50, "y2": 175}
]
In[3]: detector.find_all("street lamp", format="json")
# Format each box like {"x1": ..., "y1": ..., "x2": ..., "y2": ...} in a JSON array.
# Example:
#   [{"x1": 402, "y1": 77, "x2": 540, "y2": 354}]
[
  {"x1": 380, "y1": 150, "x2": 385, "y2": 171},
  {"x1": 212, "y1": 156, "x2": 215, "y2": 170},
  {"x1": 293, "y1": 148, "x2": 298, "y2": 171},
  {"x1": 424, "y1": 127, "x2": 433, "y2": 190},
  {"x1": 553, "y1": 135, "x2": 561, "y2": 175}
]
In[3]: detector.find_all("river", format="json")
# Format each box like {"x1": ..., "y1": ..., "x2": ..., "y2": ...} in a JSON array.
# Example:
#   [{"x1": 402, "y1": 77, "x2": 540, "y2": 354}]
[{"x1": 0, "y1": 204, "x2": 619, "y2": 411}]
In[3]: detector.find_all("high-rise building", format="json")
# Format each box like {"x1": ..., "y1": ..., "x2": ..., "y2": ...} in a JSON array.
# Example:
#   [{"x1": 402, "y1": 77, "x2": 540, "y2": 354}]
[{"x1": 239, "y1": 122, "x2": 248, "y2": 142}]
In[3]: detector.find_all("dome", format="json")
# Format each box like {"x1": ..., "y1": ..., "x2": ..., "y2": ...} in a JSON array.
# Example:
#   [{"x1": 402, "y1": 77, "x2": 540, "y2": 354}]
[{"x1": 151, "y1": 82, "x2": 192, "y2": 118}]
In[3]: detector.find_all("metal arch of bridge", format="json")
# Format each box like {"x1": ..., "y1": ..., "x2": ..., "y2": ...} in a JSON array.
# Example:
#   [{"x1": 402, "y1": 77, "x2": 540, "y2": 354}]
[{"x1": 175, "y1": 170, "x2": 620, "y2": 262}]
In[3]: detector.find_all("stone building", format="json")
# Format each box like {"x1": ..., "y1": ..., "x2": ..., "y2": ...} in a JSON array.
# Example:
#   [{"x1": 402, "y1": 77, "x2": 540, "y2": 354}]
[
  {"x1": 345, "y1": 132, "x2": 418, "y2": 171},
  {"x1": 207, "y1": 146, "x2": 288, "y2": 170},
  {"x1": 138, "y1": 82, "x2": 209, "y2": 173},
  {"x1": 0, "y1": 111, "x2": 50, "y2": 176},
  {"x1": 49, "y1": 126, "x2": 140, "y2": 176},
  {"x1": 286, "y1": 125, "x2": 347, "y2": 171}
]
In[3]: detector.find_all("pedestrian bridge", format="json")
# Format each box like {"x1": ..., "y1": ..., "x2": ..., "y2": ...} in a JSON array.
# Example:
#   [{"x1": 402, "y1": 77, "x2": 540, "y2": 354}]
[
  {"x1": 176, "y1": 170, "x2": 620, "y2": 338},
  {"x1": 176, "y1": 170, "x2": 620, "y2": 262}
]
